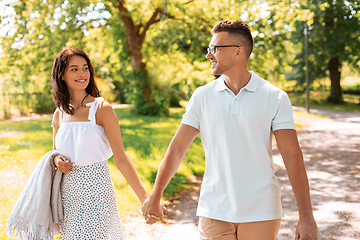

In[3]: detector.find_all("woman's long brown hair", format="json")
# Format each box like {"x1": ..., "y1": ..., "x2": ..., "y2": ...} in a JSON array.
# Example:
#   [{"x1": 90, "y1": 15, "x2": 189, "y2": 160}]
[{"x1": 51, "y1": 47, "x2": 100, "y2": 115}]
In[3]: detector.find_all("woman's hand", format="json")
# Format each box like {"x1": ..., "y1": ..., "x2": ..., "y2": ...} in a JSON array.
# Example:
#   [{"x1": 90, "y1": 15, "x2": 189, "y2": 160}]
[
  {"x1": 141, "y1": 196, "x2": 166, "y2": 225},
  {"x1": 54, "y1": 155, "x2": 74, "y2": 173}
]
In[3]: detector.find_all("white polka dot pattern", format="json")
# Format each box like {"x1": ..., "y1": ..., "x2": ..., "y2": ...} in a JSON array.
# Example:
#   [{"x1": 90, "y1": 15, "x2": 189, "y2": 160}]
[{"x1": 59, "y1": 161, "x2": 125, "y2": 239}]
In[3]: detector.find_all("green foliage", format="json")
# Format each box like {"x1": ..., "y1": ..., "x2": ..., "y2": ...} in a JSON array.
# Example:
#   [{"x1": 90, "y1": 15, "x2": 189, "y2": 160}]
[
  {"x1": 343, "y1": 84, "x2": 360, "y2": 95},
  {"x1": 0, "y1": 0, "x2": 98, "y2": 93},
  {"x1": 83, "y1": 17, "x2": 133, "y2": 103},
  {"x1": 290, "y1": 0, "x2": 360, "y2": 91},
  {"x1": 169, "y1": 88, "x2": 182, "y2": 108},
  {"x1": 125, "y1": 70, "x2": 169, "y2": 116},
  {"x1": 1, "y1": 0, "x2": 360, "y2": 117},
  {"x1": 145, "y1": 50, "x2": 213, "y2": 101},
  {"x1": 0, "y1": 92, "x2": 55, "y2": 119}
]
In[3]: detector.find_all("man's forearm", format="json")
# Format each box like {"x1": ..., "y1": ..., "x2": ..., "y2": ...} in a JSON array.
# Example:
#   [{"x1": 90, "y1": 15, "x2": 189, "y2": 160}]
[
  {"x1": 285, "y1": 152, "x2": 314, "y2": 217},
  {"x1": 142, "y1": 125, "x2": 199, "y2": 223},
  {"x1": 151, "y1": 124, "x2": 199, "y2": 200},
  {"x1": 274, "y1": 129, "x2": 314, "y2": 217},
  {"x1": 151, "y1": 145, "x2": 186, "y2": 200}
]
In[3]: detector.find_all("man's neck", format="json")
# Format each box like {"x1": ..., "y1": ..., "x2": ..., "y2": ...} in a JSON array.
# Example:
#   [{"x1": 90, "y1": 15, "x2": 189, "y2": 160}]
[{"x1": 223, "y1": 69, "x2": 252, "y2": 95}]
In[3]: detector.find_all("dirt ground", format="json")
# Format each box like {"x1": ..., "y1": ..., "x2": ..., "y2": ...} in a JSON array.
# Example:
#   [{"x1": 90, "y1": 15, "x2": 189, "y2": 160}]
[{"x1": 122, "y1": 107, "x2": 360, "y2": 240}]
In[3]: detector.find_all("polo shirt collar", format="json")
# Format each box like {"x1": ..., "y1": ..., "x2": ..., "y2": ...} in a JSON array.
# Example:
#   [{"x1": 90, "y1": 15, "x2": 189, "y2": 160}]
[
  {"x1": 215, "y1": 70, "x2": 260, "y2": 92},
  {"x1": 244, "y1": 70, "x2": 259, "y2": 92},
  {"x1": 215, "y1": 75, "x2": 228, "y2": 91}
]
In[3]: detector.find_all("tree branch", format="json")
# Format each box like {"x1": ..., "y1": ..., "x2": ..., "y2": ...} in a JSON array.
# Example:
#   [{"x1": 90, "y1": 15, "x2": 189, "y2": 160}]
[
  {"x1": 117, "y1": 0, "x2": 199, "y2": 44},
  {"x1": 183, "y1": 0, "x2": 195, "y2": 5},
  {"x1": 139, "y1": 8, "x2": 162, "y2": 42},
  {"x1": 139, "y1": 0, "x2": 194, "y2": 42},
  {"x1": 116, "y1": 0, "x2": 139, "y2": 35}
]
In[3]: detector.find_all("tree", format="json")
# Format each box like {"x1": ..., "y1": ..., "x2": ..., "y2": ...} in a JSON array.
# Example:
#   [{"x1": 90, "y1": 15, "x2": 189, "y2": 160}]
[
  {"x1": 293, "y1": 0, "x2": 360, "y2": 102},
  {"x1": 1, "y1": 0, "x2": 220, "y2": 115},
  {"x1": 246, "y1": 1, "x2": 300, "y2": 82},
  {"x1": 2, "y1": 0, "x2": 310, "y2": 115},
  {"x1": 102, "y1": 0, "x2": 219, "y2": 115}
]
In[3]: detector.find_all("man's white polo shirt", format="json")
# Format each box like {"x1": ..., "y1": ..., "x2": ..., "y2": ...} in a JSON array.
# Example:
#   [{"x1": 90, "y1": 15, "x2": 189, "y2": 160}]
[{"x1": 181, "y1": 71, "x2": 295, "y2": 223}]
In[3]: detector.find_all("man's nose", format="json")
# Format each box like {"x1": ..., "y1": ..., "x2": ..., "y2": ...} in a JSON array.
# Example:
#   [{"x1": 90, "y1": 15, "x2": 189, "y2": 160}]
[{"x1": 206, "y1": 52, "x2": 213, "y2": 59}]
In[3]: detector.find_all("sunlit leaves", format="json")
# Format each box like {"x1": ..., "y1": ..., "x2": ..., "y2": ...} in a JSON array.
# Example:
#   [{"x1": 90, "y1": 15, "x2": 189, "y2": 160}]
[
  {"x1": 291, "y1": 0, "x2": 360, "y2": 82},
  {"x1": 1, "y1": 0, "x2": 358, "y2": 105}
]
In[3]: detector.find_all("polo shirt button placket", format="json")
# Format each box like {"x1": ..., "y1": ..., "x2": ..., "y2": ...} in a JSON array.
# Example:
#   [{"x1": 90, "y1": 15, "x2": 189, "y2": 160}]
[{"x1": 231, "y1": 96, "x2": 239, "y2": 114}]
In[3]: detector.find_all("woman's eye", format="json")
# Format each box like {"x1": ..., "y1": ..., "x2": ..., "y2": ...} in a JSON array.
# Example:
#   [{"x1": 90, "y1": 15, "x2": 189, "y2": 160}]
[
  {"x1": 84, "y1": 67, "x2": 89, "y2": 71},
  {"x1": 71, "y1": 68, "x2": 77, "y2": 71}
]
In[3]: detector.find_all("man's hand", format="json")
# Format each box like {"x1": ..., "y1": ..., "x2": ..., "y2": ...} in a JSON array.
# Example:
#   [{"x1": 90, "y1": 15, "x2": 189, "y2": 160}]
[
  {"x1": 295, "y1": 216, "x2": 318, "y2": 240},
  {"x1": 54, "y1": 155, "x2": 74, "y2": 173},
  {"x1": 141, "y1": 196, "x2": 166, "y2": 225}
]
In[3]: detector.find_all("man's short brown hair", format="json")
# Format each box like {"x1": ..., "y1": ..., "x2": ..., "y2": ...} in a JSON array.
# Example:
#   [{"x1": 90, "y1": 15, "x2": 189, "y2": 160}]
[{"x1": 211, "y1": 20, "x2": 253, "y2": 59}]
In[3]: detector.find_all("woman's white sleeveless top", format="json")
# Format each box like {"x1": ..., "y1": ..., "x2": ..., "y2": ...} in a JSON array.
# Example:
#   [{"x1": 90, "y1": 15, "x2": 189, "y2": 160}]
[{"x1": 52, "y1": 97, "x2": 113, "y2": 166}]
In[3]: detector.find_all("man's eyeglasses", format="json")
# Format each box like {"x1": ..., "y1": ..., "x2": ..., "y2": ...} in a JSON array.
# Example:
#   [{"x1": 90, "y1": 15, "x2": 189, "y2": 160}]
[{"x1": 207, "y1": 45, "x2": 240, "y2": 55}]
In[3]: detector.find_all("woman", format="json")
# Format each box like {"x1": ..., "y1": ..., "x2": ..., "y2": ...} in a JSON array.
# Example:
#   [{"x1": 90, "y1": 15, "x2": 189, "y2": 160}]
[{"x1": 51, "y1": 47, "x2": 154, "y2": 239}]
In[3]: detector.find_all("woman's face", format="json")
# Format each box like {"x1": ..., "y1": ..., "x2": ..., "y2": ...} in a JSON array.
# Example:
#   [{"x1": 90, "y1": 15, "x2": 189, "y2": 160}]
[{"x1": 63, "y1": 55, "x2": 90, "y2": 92}]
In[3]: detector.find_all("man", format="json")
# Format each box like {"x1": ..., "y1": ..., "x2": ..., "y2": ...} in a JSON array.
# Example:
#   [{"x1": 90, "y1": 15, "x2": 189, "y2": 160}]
[{"x1": 142, "y1": 20, "x2": 318, "y2": 240}]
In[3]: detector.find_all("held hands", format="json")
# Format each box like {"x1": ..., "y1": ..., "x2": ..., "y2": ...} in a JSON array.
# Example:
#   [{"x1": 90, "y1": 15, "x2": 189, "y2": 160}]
[
  {"x1": 141, "y1": 196, "x2": 166, "y2": 225},
  {"x1": 54, "y1": 155, "x2": 74, "y2": 173}
]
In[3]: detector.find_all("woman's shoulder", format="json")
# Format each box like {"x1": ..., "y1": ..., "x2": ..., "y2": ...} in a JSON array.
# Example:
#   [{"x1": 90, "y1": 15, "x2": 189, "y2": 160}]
[
  {"x1": 98, "y1": 100, "x2": 112, "y2": 110},
  {"x1": 96, "y1": 100, "x2": 117, "y2": 126},
  {"x1": 52, "y1": 108, "x2": 60, "y2": 128},
  {"x1": 98, "y1": 101, "x2": 115, "y2": 118}
]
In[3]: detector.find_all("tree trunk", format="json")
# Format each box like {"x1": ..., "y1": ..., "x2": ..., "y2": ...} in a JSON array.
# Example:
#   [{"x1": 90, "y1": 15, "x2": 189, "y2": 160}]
[
  {"x1": 328, "y1": 57, "x2": 342, "y2": 101},
  {"x1": 123, "y1": 26, "x2": 152, "y2": 102},
  {"x1": 116, "y1": 1, "x2": 154, "y2": 103},
  {"x1": 115, "y1": 1, "x2": 170, "y2": 115}
]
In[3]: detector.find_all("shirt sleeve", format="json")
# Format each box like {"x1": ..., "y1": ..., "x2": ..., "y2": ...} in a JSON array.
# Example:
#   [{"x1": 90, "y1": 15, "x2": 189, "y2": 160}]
[
  {"x1": 271, "y1": 92, "x2": 296, "y2": 131},
  {"x1": 181, "y1": 89, "x2": 200, "y2": 130}
]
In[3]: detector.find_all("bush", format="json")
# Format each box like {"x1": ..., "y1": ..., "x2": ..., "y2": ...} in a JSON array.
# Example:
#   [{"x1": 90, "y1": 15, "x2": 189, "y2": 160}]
[
  {"x1": 35, "y1": 93, "x2": 55, "y2": 114},
  {"x1": 343, "y1": 84, "x2": 360, "y2": 95},
  {"x1": 127, "y1": 70, "x2": 170, "y2": 117},
  {"x1": 0, "y1": 92, "x2": 55, "y2": 119},
  {"x1": 326, "y1": 95, "x2": 344, "y2": 104}
]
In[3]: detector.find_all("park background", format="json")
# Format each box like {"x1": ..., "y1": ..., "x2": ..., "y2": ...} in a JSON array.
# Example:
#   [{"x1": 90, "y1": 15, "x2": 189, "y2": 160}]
[{"x1": 0, "y1": 0, "x2": 359, "y2": 239}]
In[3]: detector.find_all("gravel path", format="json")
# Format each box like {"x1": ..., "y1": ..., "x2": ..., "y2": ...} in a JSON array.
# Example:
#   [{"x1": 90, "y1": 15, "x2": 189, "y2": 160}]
[
  {"x1": 123, "y1": 107, "x2": 360, "y2": 240},
  {"x1": 277, "y1": 107, "x2": 360, "y2": 239}
]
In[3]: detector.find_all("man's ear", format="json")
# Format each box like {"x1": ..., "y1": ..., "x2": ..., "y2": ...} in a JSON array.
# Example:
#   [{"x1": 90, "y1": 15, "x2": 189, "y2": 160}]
[
  {"x1": 235, "y1": 47, "x2": 244, "y2": 58},
  {"x1": 239, "y1": 47, "x2": 245, "y2": 55}
]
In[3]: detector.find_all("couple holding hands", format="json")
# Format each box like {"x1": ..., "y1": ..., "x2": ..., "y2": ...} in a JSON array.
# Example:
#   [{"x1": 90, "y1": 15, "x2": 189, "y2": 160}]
[{"x1": 11, "y1": 20, "x2": 318, "y2": 240}]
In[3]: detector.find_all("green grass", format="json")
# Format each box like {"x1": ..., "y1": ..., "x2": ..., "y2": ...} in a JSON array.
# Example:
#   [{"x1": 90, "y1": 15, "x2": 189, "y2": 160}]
[
  {"x1": 288, "y1": 91, "x2": 360, "y2": 112},
  {"x1": 293, "y1": 110, "x2": 328, "y2": 129},
  {"x1": 0, "y1": 107, "x2": 205, "y2": 239},
  {"x1": 0, "y1": 118, "x2": 56, "y2": 239}
]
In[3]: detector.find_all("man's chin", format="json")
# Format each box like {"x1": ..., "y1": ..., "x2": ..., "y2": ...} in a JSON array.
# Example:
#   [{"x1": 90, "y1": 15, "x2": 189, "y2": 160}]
[
  {"x1": 212, "y1": 69, "x2": 221, "y2": 76},
  {"x1": 211, "y1": 68, "x2": 218, "y2": 74}
]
